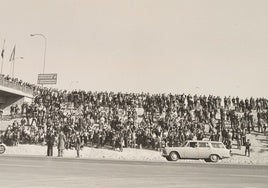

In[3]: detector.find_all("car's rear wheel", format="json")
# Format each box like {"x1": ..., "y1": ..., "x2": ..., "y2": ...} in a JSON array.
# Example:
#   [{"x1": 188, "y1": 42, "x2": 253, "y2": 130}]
[
  {"x1": 209, "y1": 154, "x2": 219, "y2": 163},
  {"x1": 169, "y1": 151, "x2": 179, "y2": 161},
  {"x1": 0, "y1": 144, "x2": 6, "y2": 154},
  {"x1": 166, "y1": 156, "x2": 172, "y2": 161}
]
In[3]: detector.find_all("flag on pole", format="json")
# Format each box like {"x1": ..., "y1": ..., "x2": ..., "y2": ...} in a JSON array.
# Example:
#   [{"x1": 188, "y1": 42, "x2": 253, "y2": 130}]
[
  {"x1": 9, "y1": 45, "x2": 16, "y2": 62},
  {"x1": 1, "y1": 40, "x2": 5, "y2": 59}
]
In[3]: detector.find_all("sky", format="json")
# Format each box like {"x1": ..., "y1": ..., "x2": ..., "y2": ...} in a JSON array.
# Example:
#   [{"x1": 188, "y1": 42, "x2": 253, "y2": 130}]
[{"x1": 0, "y1": 0, "x2": 267, "y2": 98}]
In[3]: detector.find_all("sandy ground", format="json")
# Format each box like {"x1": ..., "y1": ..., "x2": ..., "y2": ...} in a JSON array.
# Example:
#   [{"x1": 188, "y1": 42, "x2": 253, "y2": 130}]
[
  {"x1": 1, "y1": 118, "x2": 165, "y2": 162},
  {"x1": 4, "y1": 145, "x2": 166, "y2": 162},
  {"x1": 3, "y1": 132, "x2": 268, "y2": 165},
  {"x1": 222, "y1": 132, "x2": 268, "y2": 165},
  {"x1": 2, "y1": 117, "x2": 268, "y2": 165}
]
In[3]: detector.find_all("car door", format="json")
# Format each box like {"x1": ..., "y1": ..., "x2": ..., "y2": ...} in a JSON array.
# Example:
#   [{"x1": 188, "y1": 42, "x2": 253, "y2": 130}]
[
  {"x1": 180, "y1": 141, "x2": 199, "y2": 159},
  {"x1": 197, "y1": 142, "x2": 211, "y2": 159}
]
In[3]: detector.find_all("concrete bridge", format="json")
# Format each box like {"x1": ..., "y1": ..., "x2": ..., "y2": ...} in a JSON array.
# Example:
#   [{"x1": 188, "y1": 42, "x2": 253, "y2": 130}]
[{"x1": 0, "y1": 77, "x2": 34, "y2": 115}]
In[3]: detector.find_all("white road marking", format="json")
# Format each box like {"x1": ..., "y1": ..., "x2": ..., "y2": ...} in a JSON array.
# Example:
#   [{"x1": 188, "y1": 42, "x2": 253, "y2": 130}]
[{"x1": 0, "y1": 163, "x2": 43, "y2": 168}]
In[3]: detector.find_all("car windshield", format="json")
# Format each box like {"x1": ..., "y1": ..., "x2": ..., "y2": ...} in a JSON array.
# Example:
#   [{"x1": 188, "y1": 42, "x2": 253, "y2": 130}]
[
  {"x1": 182, "y1": 141, "x2": 188, "y2": 147},
  {"x1": 211, "y1": 143, "x2": 225, "y2": 148}
]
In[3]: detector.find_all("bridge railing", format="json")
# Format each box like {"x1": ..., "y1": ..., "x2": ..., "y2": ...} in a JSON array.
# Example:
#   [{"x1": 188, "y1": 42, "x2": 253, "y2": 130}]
[{"x1": 0, "y1": 76, "x2": 34, "y2": 95}]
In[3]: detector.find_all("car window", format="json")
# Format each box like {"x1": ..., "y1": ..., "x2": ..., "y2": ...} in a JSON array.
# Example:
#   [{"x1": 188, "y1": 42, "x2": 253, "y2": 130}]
[
  {"x1": 198, "y1": 142, "x2": 210, "y2": 148},
  {"x1": 211, "y1": 143, "x2": 225, "y2": 148},
  {"x1": 189, "y1": 142, "x2": 197, "y2": 148}
]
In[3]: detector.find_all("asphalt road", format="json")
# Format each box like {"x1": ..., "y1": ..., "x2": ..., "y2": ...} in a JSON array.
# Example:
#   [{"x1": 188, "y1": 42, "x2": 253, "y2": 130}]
[{"x1": 0, "y1": 155, "x2": 268, "y2": 188}]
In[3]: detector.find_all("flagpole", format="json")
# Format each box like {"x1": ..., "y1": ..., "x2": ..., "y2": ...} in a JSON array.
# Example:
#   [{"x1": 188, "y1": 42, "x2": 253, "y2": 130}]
[
  {"x1": 0, "y1": 56, "x2": 3, "y2": 75},
  {"x1": 12, "y1": 57, "x2": 23, "y2": 78},
  {"x1": 9, "y1": 45, "x2": 16, "y2": 78},
  {"x1": 1, "y1": 40, "x2": 5, "y2": 75},
  {"x1": 9, "y1": 60, "x2": 12, "y2": 76},
  {"x1": 12, "y1": 58, "x2": 15, "y2": 78}
]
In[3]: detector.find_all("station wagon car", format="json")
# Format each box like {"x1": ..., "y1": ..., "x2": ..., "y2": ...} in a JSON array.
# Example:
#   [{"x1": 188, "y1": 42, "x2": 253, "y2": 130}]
[{"x1": 162, "y1": 140, "x2": 230, "y2": 162}]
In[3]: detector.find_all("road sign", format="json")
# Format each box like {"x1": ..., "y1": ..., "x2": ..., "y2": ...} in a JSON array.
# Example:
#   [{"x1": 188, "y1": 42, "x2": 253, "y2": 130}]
[{"x1": 37, "y1": 73, "x2": 57, "y2": 85}]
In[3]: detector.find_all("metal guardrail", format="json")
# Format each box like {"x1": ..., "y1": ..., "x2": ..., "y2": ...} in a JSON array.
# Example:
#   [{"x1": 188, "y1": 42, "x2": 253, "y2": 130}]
[{"x1": 0, "y1": 77, "x2": 34, "y2": 95}]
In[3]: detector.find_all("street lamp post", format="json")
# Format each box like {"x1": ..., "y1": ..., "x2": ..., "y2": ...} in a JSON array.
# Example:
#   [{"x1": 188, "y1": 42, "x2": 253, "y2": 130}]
[{"x1": 30, "y1": 34, "x2": 47, "y2": 74}]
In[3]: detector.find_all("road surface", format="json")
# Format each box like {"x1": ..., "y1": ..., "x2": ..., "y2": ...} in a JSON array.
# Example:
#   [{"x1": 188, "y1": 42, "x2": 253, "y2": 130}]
[{"x1": 0, "y1": 155, "x2": 267, "y2": 188}]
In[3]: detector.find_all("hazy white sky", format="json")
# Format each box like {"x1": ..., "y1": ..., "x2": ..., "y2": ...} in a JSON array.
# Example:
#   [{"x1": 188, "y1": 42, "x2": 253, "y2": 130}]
[{"x1": 0, "y1": 0, "x2": 267, "y2": 98}]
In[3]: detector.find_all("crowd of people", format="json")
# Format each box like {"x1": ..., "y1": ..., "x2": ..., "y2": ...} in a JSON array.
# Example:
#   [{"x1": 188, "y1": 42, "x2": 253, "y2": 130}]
[
  {"x1": 1, "y1": 84, "x2": 268, "y2": 157},
  {"x1": 0, "y1": 74, "x2": 37, "y2": 90}
]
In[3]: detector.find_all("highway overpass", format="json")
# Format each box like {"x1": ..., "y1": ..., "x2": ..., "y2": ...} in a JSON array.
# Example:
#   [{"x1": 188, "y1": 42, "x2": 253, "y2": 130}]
[{"x1": 0, "y1": 76, "x2": 34, "y2": 115}]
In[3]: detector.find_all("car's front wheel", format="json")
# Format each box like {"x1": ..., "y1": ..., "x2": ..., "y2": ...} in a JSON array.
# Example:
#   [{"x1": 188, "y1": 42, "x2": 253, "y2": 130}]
[
  {"x1": 209, "y1": 154, "x2": 219, "y2": 163},
  {"x1": 169, "y1": 151, "x2": 179, "y2": 161}
]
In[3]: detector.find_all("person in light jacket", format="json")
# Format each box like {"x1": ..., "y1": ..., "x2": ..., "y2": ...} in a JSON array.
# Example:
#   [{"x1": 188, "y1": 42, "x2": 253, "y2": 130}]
[{"x1": 57, "y1": 130, "x2": 66, "y2": 157}]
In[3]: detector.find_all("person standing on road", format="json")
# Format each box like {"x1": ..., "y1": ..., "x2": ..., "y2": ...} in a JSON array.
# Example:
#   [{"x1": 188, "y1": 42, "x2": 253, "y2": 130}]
[
  {"x1": 236, "y1": 130, "x2": 241, "y2": 150},
  {"x1": 75, "y1": 132, "x2": 82, "y2": 158},
  {"x1": 46, "y1": 128, "x2": 55, "y2": 156},
  {"x1": 57, "y1": 130, "x2": 66, "y2": 157},
  {"x1": 245, "y1": 139, "x2": 251, "y2": 157}
]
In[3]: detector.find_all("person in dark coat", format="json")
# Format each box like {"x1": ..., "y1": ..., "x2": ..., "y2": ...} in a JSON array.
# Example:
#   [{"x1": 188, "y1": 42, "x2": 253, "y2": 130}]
[
  {"x1": 46, "y1": 128, "x2": 55, "y2": 156},
  {"x1": 245, "y1": 139, "x2": 251, "y2": 157},
  {"x1": 75, "y1": 132, "x2": 82, "y2": 158},
  {"x1": 57, "y1": 130, "x2": 66, "y2": 157}
]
